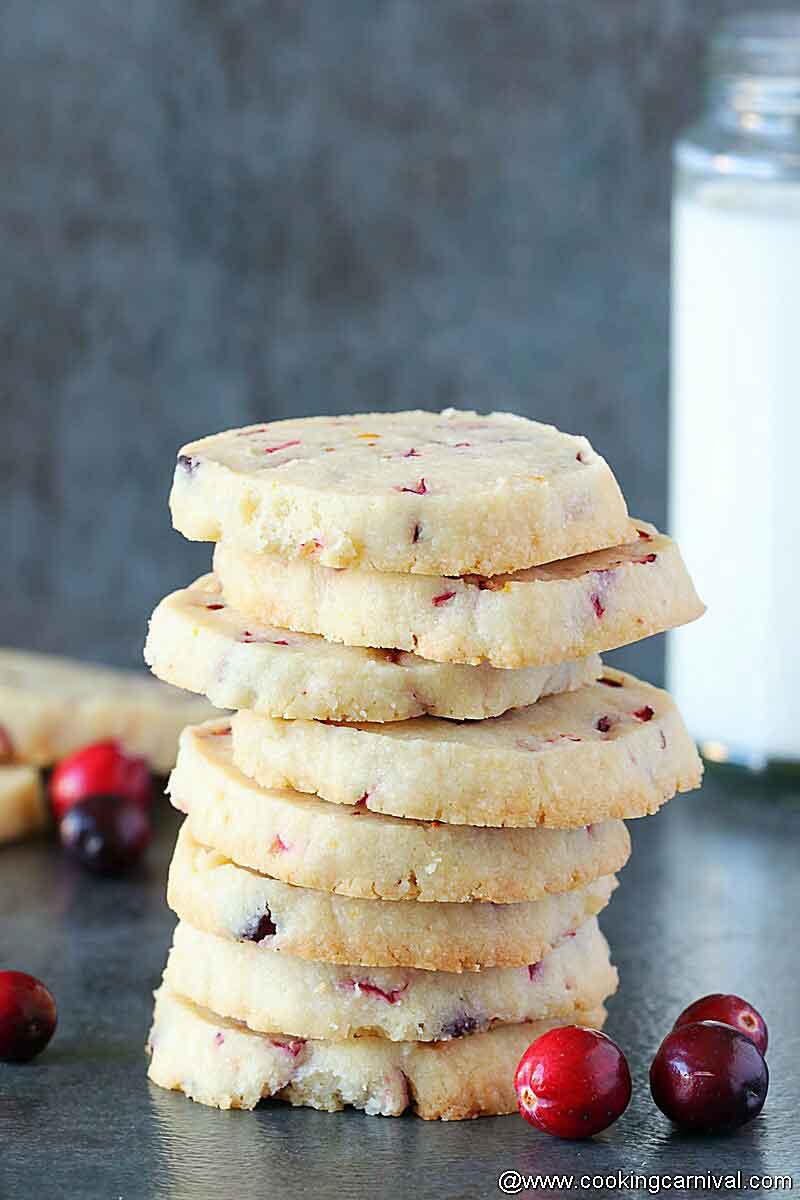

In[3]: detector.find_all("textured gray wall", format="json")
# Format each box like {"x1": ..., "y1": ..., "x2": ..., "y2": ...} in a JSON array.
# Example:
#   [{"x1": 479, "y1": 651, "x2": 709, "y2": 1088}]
[{"x1": 1, "y1": 1, "x2": 769, "y2": 681}]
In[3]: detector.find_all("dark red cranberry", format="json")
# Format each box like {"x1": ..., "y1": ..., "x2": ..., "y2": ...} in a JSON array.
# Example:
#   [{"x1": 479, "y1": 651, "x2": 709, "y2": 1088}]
[
  {"x1": 674, "y1": 994, "x2": 768, "y2": 1056},
  {"x1": 0, "y1": 971, "x2": 57, "y2": 1062},
  {"x1": 596, "y1": 716, "x2": 613, "y2": 733},
  {"x1": 58, "y1": 795, "x2": 151, "y2": 875},
  {"x1": 432, "y1": 590, "x2": 456, "y2": 607},
  {"x1": 441, "y1": 1012, "x2": 482, "y2": 1039},
  {"x1": 633, "y1": 705, "x2": 654, "y2": 722},
  {"x1": 650, "y1": 1021, "x2": 768, "y2": 1132},
  {"x1": 241, "y1": 907, "x2": 277, "y2": 942},
  {"x1": 515, "y1": 1025, "x2": 631, "y2": 1138},
  {"x1": 206, "y1": 603, "x2": 225, "y2": 611},
  {"x1": 49, "y1": 740, "x2": 152, "y2": 822},
  {"x1": 176, "y1": 454, "x2": 198, "y2": 474},
  {"x1": 0, "y1": 724, "x2": 14, "y2": 763},
  {"x1": 412, "y1": 522, "x2": 421, "y2": 543},
  {"x1": 591, "y1": 593, "x2": 605, "y2": 619}
]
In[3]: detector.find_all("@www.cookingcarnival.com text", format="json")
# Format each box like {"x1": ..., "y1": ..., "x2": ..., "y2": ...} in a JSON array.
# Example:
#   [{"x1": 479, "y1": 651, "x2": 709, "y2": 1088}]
[{"x1": 497, "y1": 1169, "x2": 793, "y2": 1194}]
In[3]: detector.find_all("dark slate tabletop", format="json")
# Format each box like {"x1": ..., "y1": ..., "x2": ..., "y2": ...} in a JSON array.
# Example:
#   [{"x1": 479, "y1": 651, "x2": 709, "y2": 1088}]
[{"x1": 1, "y1": 768, "x2": 798, "y2": 1199}]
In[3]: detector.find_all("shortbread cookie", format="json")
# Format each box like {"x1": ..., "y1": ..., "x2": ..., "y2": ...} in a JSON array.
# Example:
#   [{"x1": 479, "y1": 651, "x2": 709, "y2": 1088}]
[
  {"x1": 232, "y1": 670, "x2": 702, "y2": 829},
  {"x1": 0, "y1": 766, "x2": 46, "y2": 844},
  {"x1": 213, "y1": 523, "x2": 704, "y2": 669},
  {"x1": 163, "y1": 918, "x2": 615, "y2": 1043},
  {"x1": 169, "y1": 722, "x2": 631, "y2": 902},
  {"x1": 168, "y1": 824, "x2": 618, "y2": 972},
  {"x1": 147, "y1": 986, "x2": 607, "y2": 1116},
  {"x1": 146, "y1": 575, "x2": 601, "y2": 722},
  {"x1": 0, "y1": 648, "x2": 216, "y2": 771},
  {"x1": 170, "y1": 410, "x2": 631, "y2": 576}
]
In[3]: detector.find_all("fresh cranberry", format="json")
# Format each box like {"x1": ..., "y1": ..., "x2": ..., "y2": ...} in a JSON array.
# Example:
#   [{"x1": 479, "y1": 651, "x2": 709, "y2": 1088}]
[
  {"x1": 650, "y1": 1021, "x2": 768, "y2": 1132},
  {"x1": 0, "y1": 971, "x2": 57, "y2": 1063},
  {"x1": 49, "y1": 740, "x2": 152, "y2": 822},
  {"x1": 674, "y1": 994, "x2": 768, "y2": 1056},
  {"x1": 515, "y1": 1026, "x2": 631, "y2": 1139},
  {"x1": 59, "y1": 795, "x2": 151, "y2": 875}
]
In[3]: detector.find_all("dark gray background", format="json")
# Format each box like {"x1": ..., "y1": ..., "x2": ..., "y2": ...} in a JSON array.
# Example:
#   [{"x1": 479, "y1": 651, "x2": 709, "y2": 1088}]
[{"x1": 1, "y1": 0, "x2": 772, "y2": 678}]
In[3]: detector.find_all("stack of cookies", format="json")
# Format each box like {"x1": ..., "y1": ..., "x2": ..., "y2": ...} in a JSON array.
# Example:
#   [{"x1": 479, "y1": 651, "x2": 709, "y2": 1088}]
[{"x1": 145, "y1": 410, "x2": 704, "y2": 1120}]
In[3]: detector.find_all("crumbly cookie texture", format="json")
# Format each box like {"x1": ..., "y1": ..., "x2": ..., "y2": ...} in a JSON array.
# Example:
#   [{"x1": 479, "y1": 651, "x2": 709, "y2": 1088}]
[
  {"x1": 0, "y1": 766, "x2": 46, "y2": 844},
  {"x1": 168, "y1": 823, "x2": 618, "y2": 972},
  {"x1": 213, "y1": 522, "x2": 704, "y2": 669},
  {"x1": 170, "y1": 410, "x2": 630, "y2": 576},
  {"x1": 162, "y1": 918, "x2": 615, "y2": 1043},
  {"x1": 231, "y1": 669, "x2": 702, "y2": 829},
  {"x1": 0, "y1": 647, "x2": 216, "y2": 771},
  {"x1": 147, "y1": 986, "x2": 607, "y2": 1117},
  {"x1": 169, "y1": 722, "x2": 631, "y2": 903},
  {"x1": 146, "y1": 575, "x2": 601, "y2": 723}
]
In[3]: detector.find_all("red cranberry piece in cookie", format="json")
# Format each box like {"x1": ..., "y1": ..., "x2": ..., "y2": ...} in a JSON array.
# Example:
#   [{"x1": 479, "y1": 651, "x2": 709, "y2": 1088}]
[
  {"x1": 50, "y1": 740, "x2": 152, "y2": 822},
  {"x1": 673, "y1": 994, "x2": 768, "y2": 1056},
  {"x1": 0, "y1": 725, "x2": 14, "y2": 763},
  {"x1": 441, "y1": 1012, "x2": 483, "y2": 1039},
  {"x1": 241, "y1": 907, "x2": 277, "y2": 943},
  {"x1": 515, "y1": 1026, "x2": 631, "y2": 1138},
  {"x1": 650, "y1": 1021, "x2": 768, "y2": 1132},
  {"x1": 0, "y1": 971, "x2": 57, "y2": 1063}
]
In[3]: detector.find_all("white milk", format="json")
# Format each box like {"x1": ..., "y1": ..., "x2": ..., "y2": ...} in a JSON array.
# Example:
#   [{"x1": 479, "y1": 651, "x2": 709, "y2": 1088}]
[{"x1": 668, "y1": 179, "x2": 800, "y2": 766}]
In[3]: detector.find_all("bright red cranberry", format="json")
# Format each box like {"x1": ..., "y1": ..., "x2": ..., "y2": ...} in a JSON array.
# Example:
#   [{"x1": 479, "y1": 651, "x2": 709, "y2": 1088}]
[
  {"x1": 515, "y1": 1025, "x2": 631, "y2": 1139},
  {"x1": 59, "y1": 795, "x2": 151, "y2": 875},
  {"x1": 49, "y1": 740, "x2": 152, "y2": 822},
  {"x1": 0, "y1": 971, "x2": 57, "y2": 1063},
  {"x1": 650, "y1": 1021, "x2": 768, "y2": 1132},
  {"x1": 674, "y1": 994, "x2": 768, "y2": 1056}
]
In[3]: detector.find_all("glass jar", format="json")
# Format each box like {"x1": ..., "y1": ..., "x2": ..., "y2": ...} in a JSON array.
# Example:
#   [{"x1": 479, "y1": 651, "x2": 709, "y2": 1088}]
[{"x1": 667, "y1": 13, "x2": 800, "y2": 771}]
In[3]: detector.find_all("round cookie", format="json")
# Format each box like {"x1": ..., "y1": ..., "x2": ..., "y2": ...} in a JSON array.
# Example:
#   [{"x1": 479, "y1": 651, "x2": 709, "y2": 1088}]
[
  {"x1": 162, "y1": 918, "x2": 615, "y2": 1043},
  {"x1": 147, "y1": 986, "x2": 607, "y2": 1117},
  {"x1": 0, "y1": 765, "x2": 46, "y2": 844},
  {"x1": 146, "y1": 575, "x2": 601, "y2": 723},
  {"x1": 213, "y1": 523, "x2": 704, "y2": 669},
  {"x1": 169, "y1": 721, "x2": 631, "y2": 903},
  {"x1": 0, "y1": 647, "x2": 215, "y2": 772},
  {"x1": 231, "y1": 669, "x2": 703, "y2": 829},
  {"x1": 168, "y1": 823, "x2": 618, "y2": 972},
  {"x1": 169, "y1": 410, "x2": 630, "y2": 576}
]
